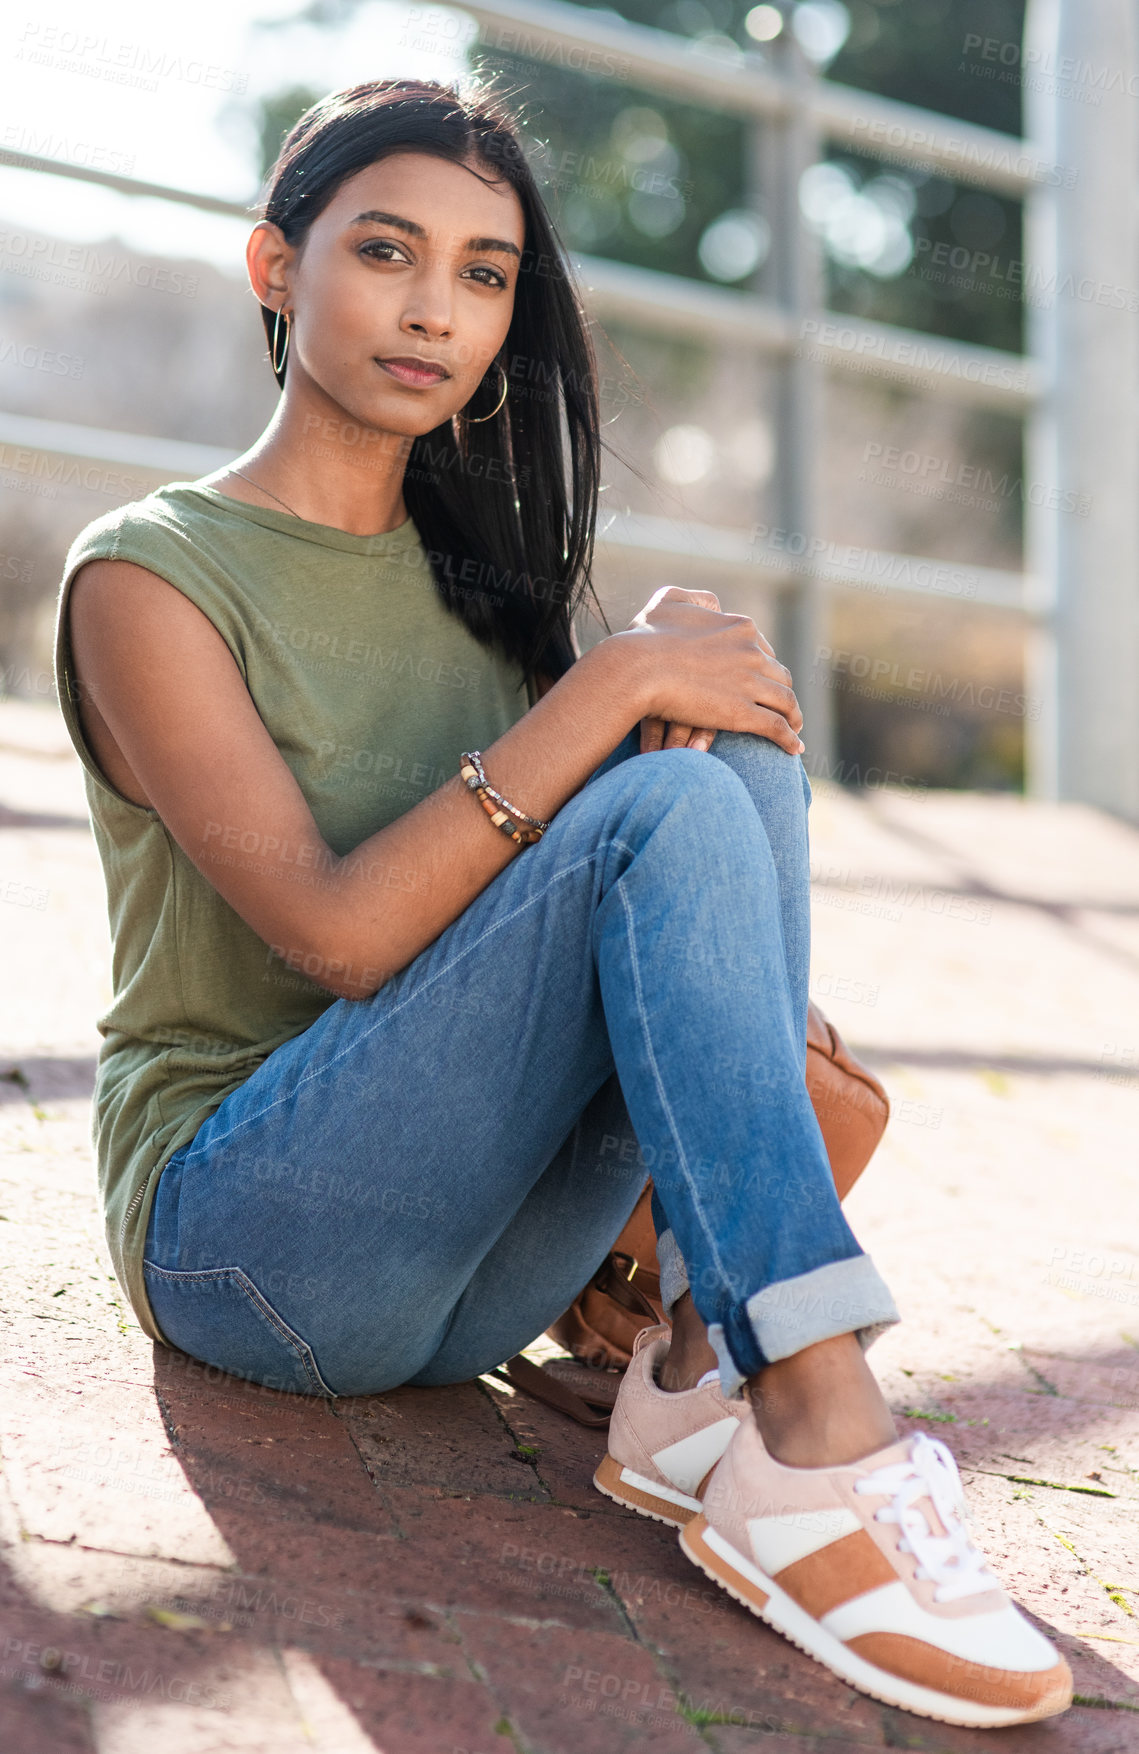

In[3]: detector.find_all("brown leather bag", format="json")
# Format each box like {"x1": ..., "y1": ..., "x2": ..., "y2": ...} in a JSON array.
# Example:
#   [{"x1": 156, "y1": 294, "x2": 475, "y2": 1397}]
[{"x1": 544, "y1": 999, "x2": 889, "y2": 1374}]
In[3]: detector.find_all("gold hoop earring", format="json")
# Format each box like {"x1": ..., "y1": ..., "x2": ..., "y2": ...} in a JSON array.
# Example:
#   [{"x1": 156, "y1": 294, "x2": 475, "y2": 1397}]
[
  {"x1": 462, "y1": 359, "x2": 508, "y2": 423},
  {"x1": 271, "y1": 306, "x2": 291, "y2": 375}
]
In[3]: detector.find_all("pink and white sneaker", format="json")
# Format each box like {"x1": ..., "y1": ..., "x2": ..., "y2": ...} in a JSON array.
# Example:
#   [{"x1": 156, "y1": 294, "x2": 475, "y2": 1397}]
[
  {"x1": 593, "y1": 1324, "x2": 750, "y2": 1528},
  {"x1": 680, "y1": 1416, "x2": 1073, "y2": 1728}
]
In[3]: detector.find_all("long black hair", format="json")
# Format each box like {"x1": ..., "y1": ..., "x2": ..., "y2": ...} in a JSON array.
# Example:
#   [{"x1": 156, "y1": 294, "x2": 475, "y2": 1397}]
[{"x1": 255, "y1": 76, "x2": 614, "y2": 692}]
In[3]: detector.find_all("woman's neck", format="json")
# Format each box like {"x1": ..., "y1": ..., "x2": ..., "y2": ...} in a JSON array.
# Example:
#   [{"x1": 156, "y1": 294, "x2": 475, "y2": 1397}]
[{"x1": 213, "y1": 394, "x2": 416, "y2": 537}]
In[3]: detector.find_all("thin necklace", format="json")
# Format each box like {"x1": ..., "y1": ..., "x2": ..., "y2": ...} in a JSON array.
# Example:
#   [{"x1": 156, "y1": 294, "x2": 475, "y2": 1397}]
[
  {"x1": 222, "y1": 467, "x2": 409, "y2": 536},
  {"x1": 225, "y1": 467, "x2": 304, "y2": 521}
]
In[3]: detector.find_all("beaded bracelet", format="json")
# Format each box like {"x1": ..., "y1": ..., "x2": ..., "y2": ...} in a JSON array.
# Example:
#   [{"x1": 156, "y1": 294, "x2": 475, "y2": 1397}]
[{"x1": 459, "y1": 750, "x2": 551, "y2": 846}]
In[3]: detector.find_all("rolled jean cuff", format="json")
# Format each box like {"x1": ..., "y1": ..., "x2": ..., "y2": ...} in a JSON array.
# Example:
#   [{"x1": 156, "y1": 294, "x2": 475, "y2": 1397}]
[
  {"x1": 655, "y1": 1227, "x2": 690, "y2": 1316},
  {"x1": 706, "y1": 1253, "x2": 901, "y2": 1402}
]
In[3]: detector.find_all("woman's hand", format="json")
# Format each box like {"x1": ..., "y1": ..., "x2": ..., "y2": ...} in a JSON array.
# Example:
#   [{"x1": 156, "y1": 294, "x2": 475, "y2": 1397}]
[
  {"x1": 637, "y1": 588, "x2": 720, "y2": 754},
  {"x1": 623, "y1": 585, "x2": 804, "y2": 757},
  {"x1": 639, "y1": 713, "x2": 717, "y2": 754}
]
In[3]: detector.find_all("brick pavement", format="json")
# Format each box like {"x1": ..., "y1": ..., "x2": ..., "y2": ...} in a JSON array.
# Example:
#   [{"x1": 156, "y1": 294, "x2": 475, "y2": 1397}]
[{"x1": 1, "y1": 693, "x2": 1137, "y2": 1753}]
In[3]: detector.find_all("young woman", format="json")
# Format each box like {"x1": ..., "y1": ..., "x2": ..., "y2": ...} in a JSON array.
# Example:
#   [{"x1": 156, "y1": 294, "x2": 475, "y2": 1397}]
[{"x1": 53, "y1": 78, "x2": 1070, "y2": 1729}]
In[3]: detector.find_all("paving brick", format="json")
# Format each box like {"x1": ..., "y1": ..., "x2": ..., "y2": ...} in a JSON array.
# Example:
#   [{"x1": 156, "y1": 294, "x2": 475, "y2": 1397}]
[
  {"x1": 337, "y1": 1379, "x2": 551, "y2": 1501},
  {"x1": 0, "y1": 1673, "x2": 95, "y2": 1754},
  {"x1": 908, "y1": 1392, "x2": 1139, "y2": 1496},
  {"x1": 1022, "y1": 1351, "x2": 1139, "y2": 1415},
  {"x1": 479, "y1": 1369, "x2": 620, "y2": 1514},
  {"x1": 152, "y1": 1355, "x2": 399, "y2": 1560},
  {"x1": 709, "y1": 1704, "x2": 1137, "y2": 1754},
  {"x1": 0, "y1": 1216, "x2": 122, "y2": 1331},
  {"x1": 85, "y1": 1644, "x2": 308, "y2": 1753},
  {"x1": 458, "y1": 1613, "x2": 705, "y2": 1753},
  {"x1": 1, "y1": 1314, "x2": 157, "y2": 1392},
  {"x1": 1, "y1": 1376, "x2": 235, "y2": 1567},
  {"x1": 0, "y1": 1598, "x2": 276, "y2": 1743},
  {"x1": 611, "y1": 1558, "x2": 884, "y2": 1746},
  {"x1": 280, "y1": 1649, "x2": 506, "y2": 1754},
  {"x1": 374, "y1": 1486, "x2": 658, "y2": 1630},
  {"x1": 0, "y1": 1538, "x2": 464, "y2": 1673},
  {"x1": 866, "y1": 1703, "x2": 1136, "y2": 1754},
  {"x1": 706, "y1": 1734, "x2": 881, "y2": 1754}
]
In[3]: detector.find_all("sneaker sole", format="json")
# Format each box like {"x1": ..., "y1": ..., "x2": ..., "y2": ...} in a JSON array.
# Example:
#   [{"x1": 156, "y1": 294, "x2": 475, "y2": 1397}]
[
  {"x1": 593, "y1": 1452, "x2": 702, "y2": 1528},
  {"x1": 679, "y1": 1514, "x2": 1071, "y2": 1729}
]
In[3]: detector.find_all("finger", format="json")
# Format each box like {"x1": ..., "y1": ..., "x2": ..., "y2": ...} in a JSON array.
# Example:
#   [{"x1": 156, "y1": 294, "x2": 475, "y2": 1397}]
[
  {"x1": 662, "y1": 721, "x2": 694, "y2": 749},
  {"x1": 747, "y1": 666, "x2": 804, "y2": 732},
  {"x1": 688, "y1": 727, "x2": 717, "y2": 752},
  {"x1": 640, "y1": 715, "x2": 668, "y2": 754},
  {"x1": 750, "y1": 707, "x2": 806, "y2": 756},
  {"x1": 753, "y1": 645, "x2": 795, "y2": 690},
  {"x1": 777, "y1": 689, "x2": 804, "y2": 734}
]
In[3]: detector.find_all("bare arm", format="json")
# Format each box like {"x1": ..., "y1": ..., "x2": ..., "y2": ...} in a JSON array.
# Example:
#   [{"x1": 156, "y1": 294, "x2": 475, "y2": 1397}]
[
  {"x1": 67, "y1": 560, "x2": 643, "y2": 1001},
  {"x1": 68, "y1": 566, "x2": 799, "y2": 1003}
]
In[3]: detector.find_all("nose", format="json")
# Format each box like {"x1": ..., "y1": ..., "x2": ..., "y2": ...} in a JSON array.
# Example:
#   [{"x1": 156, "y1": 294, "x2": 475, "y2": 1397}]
[{"x1": 399, "y1": 254, "x2": 456, "y2": 341}]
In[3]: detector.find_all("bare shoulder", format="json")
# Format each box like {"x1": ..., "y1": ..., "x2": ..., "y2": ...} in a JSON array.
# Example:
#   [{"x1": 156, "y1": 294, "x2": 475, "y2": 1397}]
[
  {"x1": 69, "y1": 561, "x2": 167, "y2": 807},
  {"x1": 65, "y1": 557, "x2": 333, "y2": 971}
]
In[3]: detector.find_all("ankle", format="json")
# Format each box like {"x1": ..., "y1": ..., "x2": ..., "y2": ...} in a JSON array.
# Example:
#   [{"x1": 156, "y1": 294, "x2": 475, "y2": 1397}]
[
  {"x1": 657, "y1": 1348, "x2": 717, "y2": 1393},
  {"x1": 658, "y1": 1292, "x2": 718, "y2": 1393},
  {"x1": 744, "y1": 1334, "x2": 898, "y2": 1468}
]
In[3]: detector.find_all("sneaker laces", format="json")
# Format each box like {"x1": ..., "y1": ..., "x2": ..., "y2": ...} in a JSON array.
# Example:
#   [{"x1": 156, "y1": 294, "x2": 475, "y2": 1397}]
[{"x1": 853, "y1": 1432, "x2": 996, "y2": 1603}]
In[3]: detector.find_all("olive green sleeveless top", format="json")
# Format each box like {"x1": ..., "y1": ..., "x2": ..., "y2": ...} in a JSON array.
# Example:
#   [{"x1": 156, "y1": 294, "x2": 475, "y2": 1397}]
[{"x1": 52, "y1": 480, "x2": 534, "y2": 1342}]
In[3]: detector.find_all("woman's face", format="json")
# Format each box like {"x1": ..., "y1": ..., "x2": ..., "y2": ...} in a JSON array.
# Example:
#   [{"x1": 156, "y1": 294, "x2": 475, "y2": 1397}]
[{"x1": 250, "y1": 149, "x2": 527, "y2": 436}]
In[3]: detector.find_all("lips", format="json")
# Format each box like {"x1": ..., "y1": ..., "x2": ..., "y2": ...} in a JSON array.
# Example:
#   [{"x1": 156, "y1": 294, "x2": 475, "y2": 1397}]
[{"x1": 377, "y1": 357, "x2": 450, "y2": 386}]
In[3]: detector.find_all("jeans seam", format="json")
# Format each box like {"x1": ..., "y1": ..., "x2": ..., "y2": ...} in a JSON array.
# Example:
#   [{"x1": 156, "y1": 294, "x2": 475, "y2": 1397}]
[
  {"x1": 181, "y1": 839, "x2": 636, "y2": 1161},
  {"x1": 143, "y1": 1261, "x2": 335, "y2": 1397},
  {"x1": 614, "y1": 881, "x2": 732, "y2": 1297}
]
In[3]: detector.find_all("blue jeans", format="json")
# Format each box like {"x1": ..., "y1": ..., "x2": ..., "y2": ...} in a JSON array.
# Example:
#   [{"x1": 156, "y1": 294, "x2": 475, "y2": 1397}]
[{"x1": 143, "y1": 727, "x2": 899, "y2": 1400}]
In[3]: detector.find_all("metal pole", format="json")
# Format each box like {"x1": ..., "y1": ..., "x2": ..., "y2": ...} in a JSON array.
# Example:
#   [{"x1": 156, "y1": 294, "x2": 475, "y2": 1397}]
[
  {"x1": 1023, "y1": 0, "x2": 1139, "y2": 817},
  {"x1": 750, "y1": 26, "x2": 834, "y2": 768}
]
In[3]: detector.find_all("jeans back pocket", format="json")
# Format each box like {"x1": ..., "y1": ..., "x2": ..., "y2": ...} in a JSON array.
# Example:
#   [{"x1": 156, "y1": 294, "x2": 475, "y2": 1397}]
[{"x1": 143, "y1": 1261, "x2": 333, "y2": 1397}]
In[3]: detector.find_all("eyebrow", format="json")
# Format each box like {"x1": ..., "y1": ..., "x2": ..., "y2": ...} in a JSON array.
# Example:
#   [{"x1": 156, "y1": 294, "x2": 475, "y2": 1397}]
[{"x1": 347, "y1": 210, "x2": 521, "y2": 261}]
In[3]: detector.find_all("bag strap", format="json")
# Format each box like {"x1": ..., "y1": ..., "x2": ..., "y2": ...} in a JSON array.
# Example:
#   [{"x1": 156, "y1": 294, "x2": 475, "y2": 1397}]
[
  {"x1": 488, "y1": 1353, "x2": 612, "y2": 1429},
  {"x1": 593, "y1": 1252, "x2": 661, "y2": 1322}
]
